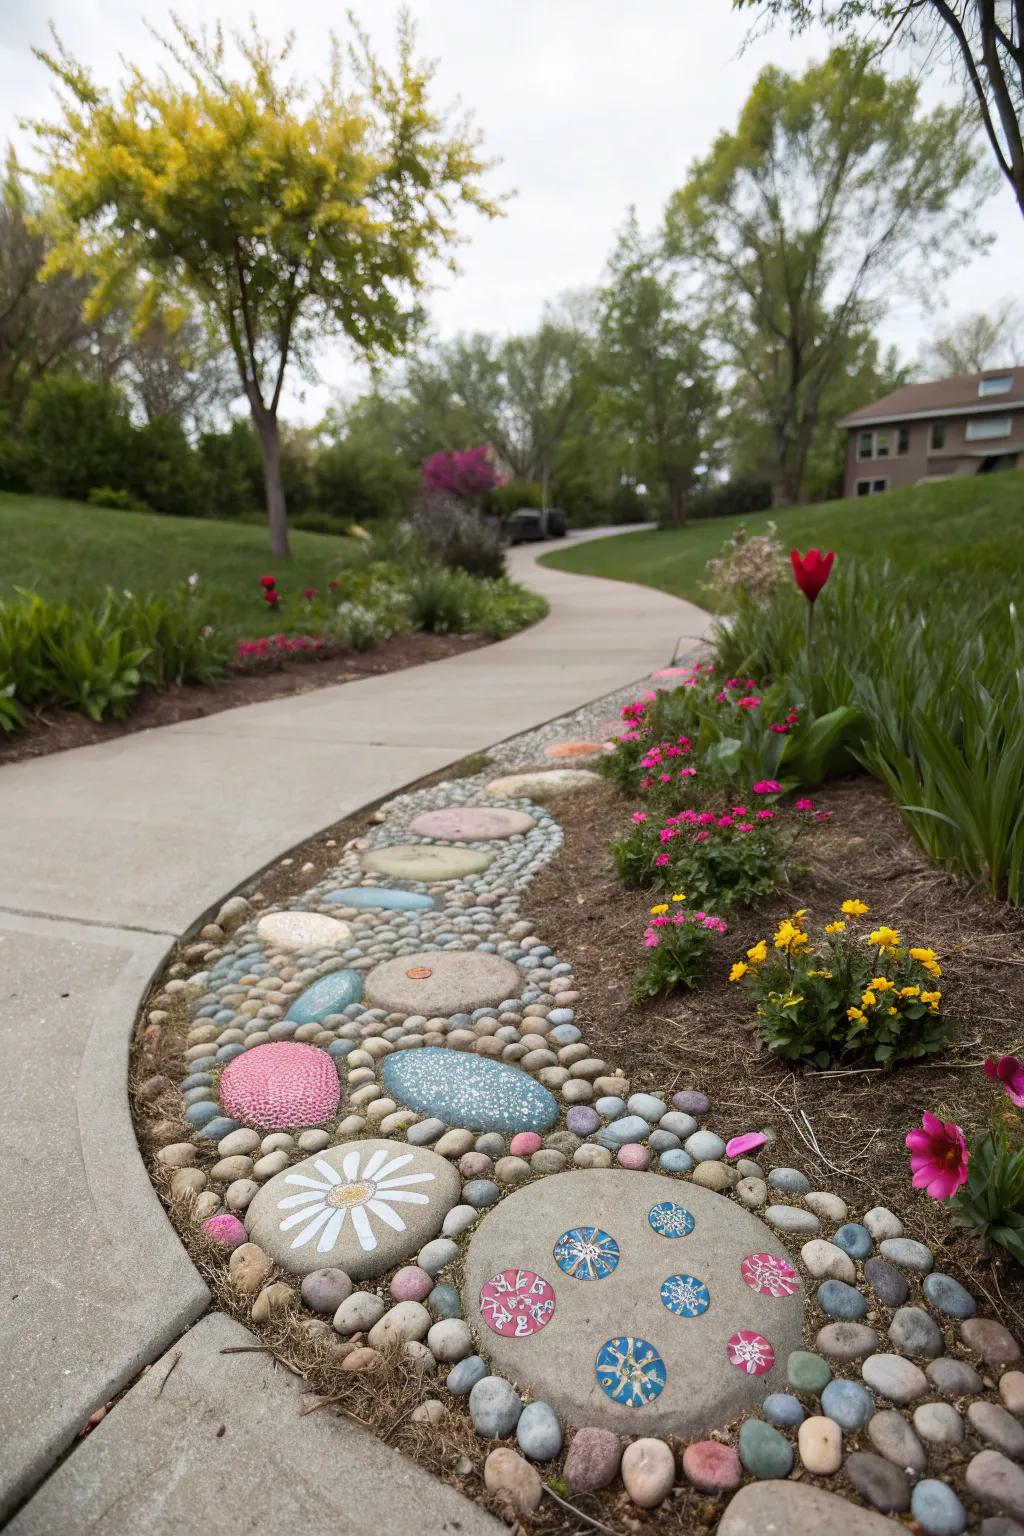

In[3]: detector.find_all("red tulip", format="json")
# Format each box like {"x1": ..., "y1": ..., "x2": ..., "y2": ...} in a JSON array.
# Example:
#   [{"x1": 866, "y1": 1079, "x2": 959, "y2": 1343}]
[
  {"x1": 303, "y1": 587, "x2": 316, "y2": 600},
  {"x1": 790, "y1": 548, "x2": 835, "y2": 603},
  {"x1": 262, "y1": 590, "x2": 279, "y2": 606},
  {"x1": 260, "y1": 575, "x2": 276, "y2": 590}
]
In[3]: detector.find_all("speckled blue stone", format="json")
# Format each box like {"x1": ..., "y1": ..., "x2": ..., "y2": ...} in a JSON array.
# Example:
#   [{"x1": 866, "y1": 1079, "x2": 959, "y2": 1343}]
[
  {"x1": 381, "y1": 1048, "x2": 558, "y2": 1133},
  {"x1": 911, "y1": 1480, "x2": 966, "y2": 1535},
  {"x1": 922, "y1": 1272, "x2": 976, "y2": 1318},
  {"x1": 657, "y1": 1149, "x2": 694, "y2": 1173},
  {"x1": 324, "y1": 887, "x2": 435, "y2": 911},
  {"x1": 821, "y1": 1378, "x2": 873, "y2": 1429},
  {"x1": 188, "y1": 1056, "x2": 217, "y2": 1073},
  {"x1": 816, "y1": 1280, "x2": 869, "y2": 1320},
  {"x1": 762, "y1": 1393, "x2": 805, "y2": 1427},
  {"x1": 185, "y1": 1101, "x2": 222, "y2": 1127},
  {"x1": 196, "y1": 1116, "x2": 237, "y2": 1140},
  {"x1": 285, "y1": 970, "x2": 362, "y2": 1024},
  {"x1": 833, "y1": 1222, "x2": 873, "y2": 1259}
]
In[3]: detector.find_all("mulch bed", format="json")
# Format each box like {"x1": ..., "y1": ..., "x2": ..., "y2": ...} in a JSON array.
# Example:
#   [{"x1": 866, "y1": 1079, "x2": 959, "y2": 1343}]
[
  {"x1": 523, "y1": 771, "x2": 1024, "y2": 1333},
  {"x1": 0, "y1": 630, "x2": 491, "y2": 766}
]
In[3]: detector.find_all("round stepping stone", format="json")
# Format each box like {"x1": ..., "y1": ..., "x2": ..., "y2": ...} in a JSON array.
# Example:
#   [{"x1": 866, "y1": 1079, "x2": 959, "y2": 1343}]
[
  {"x1": 364, "y1": 950, "x2": 520, "y2": 1016},
  {"x1": 360, "y1": 844, "x2": 493, "y2": 882},
  {"x1": 409, "y1": 806, "x2": 536, "y2": 841},
  {"x1": 719, "y1": 1481, "x2": 908, "y2": 1535},
  {"x1": 285, "y1": 970, "x2": 362, "y2": 1024},
  {"x1": 381, "y1": 1048, "x2": 557, "y2": 1134},
  {"x1": 244, "y1": 1138, "x2": 460, "y2": 1280},
  {"x1": 256, "y1": 911, "x2": 350, "y2": 951},
  {"x1": 485, "y1": 769, "x2": 601, "y2": 800},
  {"x1": 325, "y1": 887, "x2": 435, "y2": 911},
  {"x1": 218, "y1": 1041, "x2": 340, "y2": 1130},
  {"x1": 462, "y1": 1169, "x2": 802, "y2": 1436}
]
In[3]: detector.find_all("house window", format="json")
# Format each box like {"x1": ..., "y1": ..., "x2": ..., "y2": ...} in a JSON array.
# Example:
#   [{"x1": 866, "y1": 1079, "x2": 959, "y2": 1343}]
[
  {"x1": 966, "y1": 415, "x2": 1012, "y2": 441},
  {"x1": 875, "y1": 432, "x2": 891, "y2": 458},
  {"x1": 856, "y1": 478, "x2": 888, "y2": 496},
  {"x1": 929, "y1": 422, "x2": 946, "y2": 451},
  {"x1": 897, "y1": 426, "x2": 909, "y2": 455},
  {"x1": 858, "y1": 431, "x2": 873, "y2": 459},
  {"x1": 978, "y1": 375, "x2": 1012, "y2": 396}
]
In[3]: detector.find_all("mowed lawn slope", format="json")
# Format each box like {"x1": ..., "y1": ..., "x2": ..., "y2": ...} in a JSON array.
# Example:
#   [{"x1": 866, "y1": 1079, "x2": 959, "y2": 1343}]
[
  {"x1": 0, "y1": 492, "x2": 361, "y2": 636},
  {"x1": 540, "y1": 471, "x2": 1024, "y2": 607}
]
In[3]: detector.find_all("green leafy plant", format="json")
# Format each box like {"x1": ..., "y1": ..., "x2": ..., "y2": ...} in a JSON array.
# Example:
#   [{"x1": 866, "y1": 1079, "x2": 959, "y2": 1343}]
[
  {"x1": 632, "y1": 899, "x2": 727, "y2": 1000},
  {"x1": 734, "y1": 902, "x2": 952, "y2": 1068}
]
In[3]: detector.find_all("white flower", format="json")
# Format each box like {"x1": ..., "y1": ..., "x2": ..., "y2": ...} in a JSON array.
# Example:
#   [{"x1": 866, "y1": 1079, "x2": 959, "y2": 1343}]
[{"x1": 276, "y1": 1148, "x2": 435, "y2": 1256}]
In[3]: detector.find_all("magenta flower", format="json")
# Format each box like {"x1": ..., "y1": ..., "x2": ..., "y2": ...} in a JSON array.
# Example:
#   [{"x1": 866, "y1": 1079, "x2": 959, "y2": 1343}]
[
  {"x1": 631, "y1": 811, "x2": 648, "y2": 824},
  {"x1": 755, "y1": 809, "x2": 774, "y2": 821},
  {"x1": 906, "y1": 1112, "x2": 969, "y2": 1200},
  {"x1": 752, "y1": 780, "x2": 783, "y2": 795},
  {"x1": 643, "y1": 931, "x2": 660, "y2": 948},
  {"x1": 693, "y1": 831, "x2": 711, "y2": 843},
  {"x1": 984, "y1": 1055, "x2": 1024, "y2": 1108},
  {"x1": 654, "y1": 853, "x2": 670, "y2": 866},
  {"x1": 726, "y1": 1131, "x2": 767, "y2": 1159},
  {"x1": 680, "y1": 766, "x2": 697, "y2": 778},
  {"x1": 795, "y1": 797, "x2": 813, "y2": 811},
  {"x1": 736, "y1": 696, "x2": 761, "y2": 709}
]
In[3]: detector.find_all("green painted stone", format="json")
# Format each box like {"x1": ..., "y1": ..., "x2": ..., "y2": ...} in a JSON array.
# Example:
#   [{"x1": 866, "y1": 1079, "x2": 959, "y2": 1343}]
[
  {"x1": 739, "y1": 1417, "x2": 795, "y2": 1479},
  {"x1": 360, "y1": 844, "x2": 493, "y2": 882},
  {"x1": 787, "y1": 1350, "x2": 832, "y2": 1394},
  {"x1": 285, "y1": 970, "x2": 362, "y2": 1024}
]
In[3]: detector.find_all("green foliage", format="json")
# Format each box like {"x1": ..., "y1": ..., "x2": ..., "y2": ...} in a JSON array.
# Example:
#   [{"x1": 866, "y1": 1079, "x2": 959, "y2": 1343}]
[
  {"x1": 608, "y1": 810, "x2": 795, "y2": 910},
  {"x1": 950, "y1": 1132, "x2": 1024, "y2": 1268},
  {"x1": 488, "y1": 480, "x2": 543, "y2": 517},
  {"x1": 87, "y1": 486, "x2": 151, "y2": 512},
  {"x1": 675, "y1": 477, "x2": 773, "y2": 525},
  {"x1": 402, "y1": 568, "x2": 546, "y2": 639},
  {"x1": 631, "y1": 908, "x2": 721, "y2": 1000},
  {"x1": 22, "y1": 373, "x2": 133, "y2": 501}
]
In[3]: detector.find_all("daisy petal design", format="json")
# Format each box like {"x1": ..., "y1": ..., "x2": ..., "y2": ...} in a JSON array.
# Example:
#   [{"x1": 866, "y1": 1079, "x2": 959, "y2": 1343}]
[{"x1": 273, "y1": 1146, "x2": 438, "y2": 1257}]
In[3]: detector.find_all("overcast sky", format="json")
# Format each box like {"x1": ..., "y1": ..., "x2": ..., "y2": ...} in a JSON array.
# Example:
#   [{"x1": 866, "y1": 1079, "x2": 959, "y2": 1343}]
[{"x1": 1, "y1": 0, "x2": 1020, "y2": 424}]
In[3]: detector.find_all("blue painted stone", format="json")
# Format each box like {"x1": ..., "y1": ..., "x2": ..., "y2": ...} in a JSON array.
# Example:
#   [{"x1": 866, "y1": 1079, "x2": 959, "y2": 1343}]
[
  {"x1": 821, "y1": 1378, "x2": 873, "y2": 1429},
  {"x1": 595, "y1": 1096, "x2": 627, "y2": 1119},
  {"x1": 817, "y1": 1280, "x2": 869, "y2": 1320},
  {"x1": 834, "y1": 1222, "x2": 873, "y2": 1260},
  {"x1": 189, "y1": 1056, "x2": 217, "y2": 1073},
  {"x1": 380, "y1": 1048, "x2": 557, "y2": 1134},
  {"x1": 648, "y1": 1202, "x2": 695, "y2": 1238},
  {"x1": 183, "y1": 1086, "x2": 216, "y2": 1106},
  {"x1": 657, "y1": 1149, "x2": 694, "y2": 1174},
  {"x1": 554, "y1": 1227, "x2": 620, "y2": 1281},
  {"x1": 286, "y1": 970, "x2": 362, "y2": 1024},
  {"x1": 601, "y1": 1115, "x2": 651, "y2": 1147},
  {"x1": 185, "y1": 1101, "x2": 222, "y2": 1128},
  {"x1": 596, "y1": 1336, "x2": 667, "y2": 1408},
  {"x1": 180, "y1": 1072, "x2": 213, "y2": 1092},
  {"x1": 196, "y1": 1116, "x2": 237, "y2": 1140},
  {"x1": 216, "y1": 1043, "x2": 246, "y2": 1062},
  {"x1": 911, "y1": 1480, "x2": 966, "y2": 1536},
  {"x1": 922, "y1": 1272, "x2": 976, "y2": 1319},
  {"x1": 448, "y1": 1355, "x2": 487, "y2": 1395},
  {"x1": 427, "y1": 1283, "x2": 462, "y2": 1319},
  {"x1": 325, "y1": 887, "x2": 435, "y2": 911},
  {"x1": 762, "y1": 1393, "x2": 805, "y2": 1427}
]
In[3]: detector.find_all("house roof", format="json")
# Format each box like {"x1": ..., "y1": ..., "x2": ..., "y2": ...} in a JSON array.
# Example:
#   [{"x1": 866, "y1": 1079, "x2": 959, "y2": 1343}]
[{"x1": 839, "y1": 367, "x2": 1024, "y2": 428}]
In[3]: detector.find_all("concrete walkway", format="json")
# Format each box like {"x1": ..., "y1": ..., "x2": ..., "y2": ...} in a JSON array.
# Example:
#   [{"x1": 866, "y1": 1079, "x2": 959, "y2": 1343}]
[{"x1": 0, "y1": 530, "x2": 710, "y2": 1529}]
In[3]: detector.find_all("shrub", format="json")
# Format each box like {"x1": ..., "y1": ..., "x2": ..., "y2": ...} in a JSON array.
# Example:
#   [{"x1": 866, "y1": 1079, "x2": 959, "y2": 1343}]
[
  {"x1": 631, "y1": 898, "x2": 728, "y2": 1000},
  {"x1": 411, "y1": 493, "x2": 506, "y2": 578},
  {"x1": 733, "y1": 903, "x2": 952, "y2": 1068},
  {"x1": 657, "y1": 476, "x2": 772, "y2": 527},
  {"x1": 422, "y1": 445, "x2": 501, "y2": 500},
  {"x1": 22, "y1": 373, "x2": 134, "y2": 502},
  {"x1": 87, "y1": 486, "x2": 152, "y2": 512},
  {"x1": 703, "y1": 521, "x2": 790, "y2": 608},
  {"x1": 488, "y1": 479, "x2": 543, "y2": 518}
]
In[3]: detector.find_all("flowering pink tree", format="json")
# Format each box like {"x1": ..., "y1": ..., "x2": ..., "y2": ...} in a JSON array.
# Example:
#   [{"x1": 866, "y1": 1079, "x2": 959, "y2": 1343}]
[{"x1": 421, "y1": 444, "x2": 501, "y2": 501}]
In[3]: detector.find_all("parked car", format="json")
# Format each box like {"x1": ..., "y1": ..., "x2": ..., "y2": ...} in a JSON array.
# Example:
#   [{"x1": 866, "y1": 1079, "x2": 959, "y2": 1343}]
[{"x1": 504, "y1": 507, "x2": 568, "y2": 544}]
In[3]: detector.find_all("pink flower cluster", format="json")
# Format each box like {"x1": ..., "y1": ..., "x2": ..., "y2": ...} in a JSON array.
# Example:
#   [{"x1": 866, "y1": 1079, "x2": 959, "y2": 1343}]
[
  {"x1": 769, "y1": 705, "x2": 801, "y2": 735},
  {"x1": 644, "y1": 793, "x2": 824, "y2": 870},
  {"x1": 643, "y1": 909, "x2": 728, "y2": 949},
  {"x1": 235, "y1": 633, "x2": 325, "y2": 665},
  {"x1": 422, "y1": 444, "x2": 501, "y2": 499},
  {"x1": 907, "y1": 1054, "x2": 1024, "y2": 1199}
]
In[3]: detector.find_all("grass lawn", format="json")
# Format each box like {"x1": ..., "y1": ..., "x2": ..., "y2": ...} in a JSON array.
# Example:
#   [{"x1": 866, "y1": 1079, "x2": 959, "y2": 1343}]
[
  {"x1": 0, "y1": 492, "x2": 362, "y2": 637},
  {"x1": 539, "y1": 470, "x2": 1024, "y2": 607}
]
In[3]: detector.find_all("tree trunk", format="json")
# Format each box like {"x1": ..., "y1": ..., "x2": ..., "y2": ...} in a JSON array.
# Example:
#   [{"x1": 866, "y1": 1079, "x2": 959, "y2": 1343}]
[
  {"x1": 667, "y1": 478, "x2": 688, "y2": 528},
  {"x1": 251, "y1": 403, "x2": 291, "y2": 558}
]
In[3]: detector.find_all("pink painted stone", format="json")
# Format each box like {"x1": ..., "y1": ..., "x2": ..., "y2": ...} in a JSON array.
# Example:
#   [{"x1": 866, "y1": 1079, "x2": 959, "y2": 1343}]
[
  {"x1": 617, "y1": 1143, "x2": 652, "y2": 1170},
  {"x1": 218, "y1": 1040, "x2": 340, "y2": 1130},
  {"x1": 202, "y1": 1213, "x2": 247, "y2": 1249},
  {"x1": 727, "y1": 1330, "x2": 776, "y2": 1376},
  {"x1": 480, "y1": 1268, "x2": 556, "y2": 1337},
  {"x1": 741, "y1": 1253, "x2": 800, "y2": 1298},
  {"x1": 389, "y1": 1265, "x2": 433, "y2": 1302},
  {"x1": 726, "y1": 1131, "x2": 767, "y2": 1159},
  {"x1": 509, "y1": 1131, "x2": 542, "y2": 1157},
  {"x1": 409, "y1": 806, "x2": 536, "y2": 841},
  {"x1": 681, "y1": 1440, "x2": 742, "y2": 1494},
  {"x1": 459, "y1": 1151, "x2": 493, "y2": 1179}
]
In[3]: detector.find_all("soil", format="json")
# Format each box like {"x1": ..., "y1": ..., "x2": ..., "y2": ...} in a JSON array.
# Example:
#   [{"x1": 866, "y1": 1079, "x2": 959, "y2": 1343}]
[
  {"x1": 524, "y1": 771, "x2": 1024, "y2": 1332},
  {"x1": 0, "y1": 629, "x2": 492, "y2": 766}
]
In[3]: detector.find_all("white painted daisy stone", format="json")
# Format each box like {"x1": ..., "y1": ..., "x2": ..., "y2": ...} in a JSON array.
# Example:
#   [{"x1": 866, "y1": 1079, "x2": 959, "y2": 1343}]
[
  {"x1": 244, "y1": 1139, "x2": 461, "y2": 1279},
  {"x1": 256, "y1": 911, "x2": 351, "y2": 951}
]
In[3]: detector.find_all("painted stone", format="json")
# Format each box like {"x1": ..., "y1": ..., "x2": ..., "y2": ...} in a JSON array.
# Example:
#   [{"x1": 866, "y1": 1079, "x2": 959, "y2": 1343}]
[
  {"x1": 244, "y1": 1138, "x2": 460, "y2": 1279},
  {"x1": 409, "y1": 806, "x2": 536, "y2": 841},
  {"x1": 365, "y1": 950, "x2": 522, "y2": 1016},
  {"x1": 324, "y1": 887, "x2": 435, "y2": 912},
  {"x1": 360, "y1": 844, "x2": 493, "y2": 882},
  {"x1": 381, "y1": 1048, "x2": 558, "y2": 1134},
  {"x1": 727, "y1": 1331, "x2": 775, "y2": 1376},
  {"x1": 218, "y1": 1041, "x2": 340, "y2": 1130},
  {"x1": 596, "y1": 1337, "x2": 667, "y2": 1408},
  {"x1": 480, "y1": 1269, "x2": 556, "y2": 1337},
  {"x1": 463, "y1": 1169, "x2": 801, "y2": 1436},
  {"x1": 742, "y1": 1253, "x2": 800, "y2": 1298},
  {"x1": 553, "y1": 1227, "x2": 620, "y2": 1281},
  {"x1": 285, "y1": 970, "x2": 362, "y2": 1025},
  {"x1": 660, "y1": 1274, "x2": 710, "y2": 1318},
  {"x1": 256, "y1": 911, "x2": 351, "y2": 951},
  {"x1": 545, "y1": 741, "x2": 604, "y2": 759},
  {"x1": 485, "y1": 768, "x2": 601, "y2": 800},
  {"x1": 648, "y1": 1201, "x2": 695, "y2": 1238}
]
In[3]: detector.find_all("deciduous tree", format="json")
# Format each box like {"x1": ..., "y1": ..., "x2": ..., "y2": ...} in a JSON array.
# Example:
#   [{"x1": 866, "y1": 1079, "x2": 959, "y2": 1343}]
[{"x1": 918, "y1": 299, "x2": 1024, "y2": 374}]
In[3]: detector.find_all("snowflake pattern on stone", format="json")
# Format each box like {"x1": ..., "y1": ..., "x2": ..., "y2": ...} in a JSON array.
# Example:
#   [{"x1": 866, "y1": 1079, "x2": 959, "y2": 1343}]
[
  {"x1": 595, "y1": 1336, "x2": 667, "y2": 1408},
  {"x1": 741, "y1": 1252, "x2": 800, "y2": 1298},
  {"x1": 647, "y1": 1201, "x2": 696, "y2": 1239},
  {"x1": 479, "y1": 1268, "x2": 556, "y2": 1338},
  {"x1": 726, "y1": 1329, "x2": 776, "y2": 1376},
  {"x1": 660, "y1": 1272, "x2": 711, "y2": 1318},
  {"x1": 553, "y1": 1226, "x2": 620, "y2": 1281}
]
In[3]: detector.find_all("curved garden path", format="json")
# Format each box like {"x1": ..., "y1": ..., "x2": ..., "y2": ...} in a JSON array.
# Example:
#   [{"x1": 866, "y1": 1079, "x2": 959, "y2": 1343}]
[{"x1": 0, "y1": 528, "x2": 709, "y2": 1529}]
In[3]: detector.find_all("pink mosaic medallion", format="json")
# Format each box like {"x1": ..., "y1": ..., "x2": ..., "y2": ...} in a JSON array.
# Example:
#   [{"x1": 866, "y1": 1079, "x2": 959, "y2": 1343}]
[
  {"x1": 726, "y1": 1329, "x2": 776, "y2": 1376},
  {"x1": 480, "y1": 1268, "x2": 556, "y2": 1338},
  {"x1": 741, "y1": 1253, "x2": 801, "y2": 1298},
  {"x1": 218, "y1": 1041, "x2": 341, "y2": 1130}
]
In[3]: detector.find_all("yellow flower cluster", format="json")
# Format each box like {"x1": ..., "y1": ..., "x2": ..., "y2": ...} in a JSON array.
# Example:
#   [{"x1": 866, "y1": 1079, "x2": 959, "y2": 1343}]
[
  {"x1": 650, "y1": 903, "x2": 669, "y2": 915},
  {"x1": 841, "y1": 899, "x2": 869, "y2": 917},
  {"x1": 910, "y1": 946, "x2": 942, "y2": 980},
  {"x1": 869, "y1": 926, "x2": 901, "y2": 951},
  {"x1": 774, "y1": 916, "x2": 810, "y2": 954}
]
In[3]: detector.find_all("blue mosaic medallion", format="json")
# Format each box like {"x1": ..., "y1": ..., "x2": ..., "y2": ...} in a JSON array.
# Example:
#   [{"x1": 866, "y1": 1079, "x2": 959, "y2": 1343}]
[
  {"x1": 648, "y1": 1201, "x2": 695, "y2": 1238},
  {"x1": 553, "y1": 1227, "x2": 620, "y2": 1281},
  {"x1": 660, "y1": 1273, "x2": 711, "y2": 1318},
  {"x1": 596, "y1": 1336, "x2": 667, "y2": 1408}
]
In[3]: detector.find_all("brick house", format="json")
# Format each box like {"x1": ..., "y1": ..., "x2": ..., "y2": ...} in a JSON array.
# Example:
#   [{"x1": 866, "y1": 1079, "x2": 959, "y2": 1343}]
[{"x1": 838, "y1": 367, "x2": 1024, "y2": 498}]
